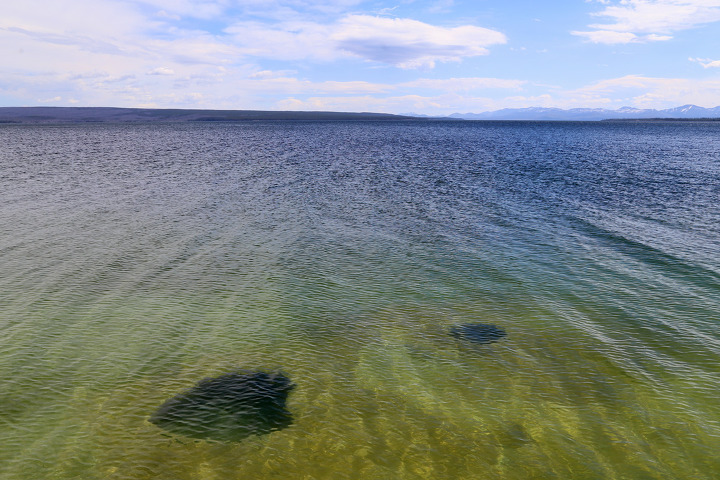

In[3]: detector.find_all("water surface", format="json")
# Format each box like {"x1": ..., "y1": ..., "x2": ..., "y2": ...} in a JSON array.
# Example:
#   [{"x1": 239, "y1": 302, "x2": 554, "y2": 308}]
[{"x1": 1, "y1": 120, "x2": 719, "y2": 479}]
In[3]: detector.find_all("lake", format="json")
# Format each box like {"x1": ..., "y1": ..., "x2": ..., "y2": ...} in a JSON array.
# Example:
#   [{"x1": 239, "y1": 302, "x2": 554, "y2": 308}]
[{"x1": 1, "y1": 120, "x2": 719, "y2": 479}]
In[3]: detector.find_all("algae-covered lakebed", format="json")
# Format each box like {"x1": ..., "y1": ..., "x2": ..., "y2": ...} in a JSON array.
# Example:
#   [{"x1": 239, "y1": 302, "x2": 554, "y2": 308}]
[{"x1": 1, "y1": 120, "x2": 719, "y2": 479}]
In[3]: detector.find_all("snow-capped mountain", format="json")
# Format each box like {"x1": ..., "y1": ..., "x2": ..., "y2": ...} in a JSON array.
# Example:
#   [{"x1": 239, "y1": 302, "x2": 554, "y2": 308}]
[{"x1": 448, "y1": 105, "x2": 720, "y2": 121}]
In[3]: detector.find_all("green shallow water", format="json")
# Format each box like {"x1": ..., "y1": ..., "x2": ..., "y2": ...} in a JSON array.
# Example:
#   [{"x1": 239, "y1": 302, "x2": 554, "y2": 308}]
[{"x1": 1, "y1": 121, "x2": 719, "y2": 479}]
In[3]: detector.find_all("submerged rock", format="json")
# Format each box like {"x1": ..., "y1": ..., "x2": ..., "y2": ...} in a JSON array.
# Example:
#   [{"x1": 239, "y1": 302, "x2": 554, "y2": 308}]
[
  {"x1": 450, "y1": 323, "x2": 506, "y2": 344},
  {"x1": 150, "y1": 371, "x2": 294, "y2": 442}
]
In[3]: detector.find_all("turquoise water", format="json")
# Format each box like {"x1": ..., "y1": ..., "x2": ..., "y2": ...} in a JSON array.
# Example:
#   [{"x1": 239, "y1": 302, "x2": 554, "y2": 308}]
[{"x1": 1, "y1": 121, "x2": 719, "y2": 479}]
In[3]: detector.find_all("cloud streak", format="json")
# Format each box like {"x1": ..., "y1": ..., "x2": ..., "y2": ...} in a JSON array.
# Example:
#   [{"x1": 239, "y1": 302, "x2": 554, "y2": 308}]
[{"x1": 690, "y1": 57, "x2": 720, "y2": 68}]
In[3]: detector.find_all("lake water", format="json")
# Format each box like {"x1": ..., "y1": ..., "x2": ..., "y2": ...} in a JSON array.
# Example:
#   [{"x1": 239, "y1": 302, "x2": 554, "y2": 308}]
[{"x1": 1, "y1": 120, "x2": 719, "y2": 479}]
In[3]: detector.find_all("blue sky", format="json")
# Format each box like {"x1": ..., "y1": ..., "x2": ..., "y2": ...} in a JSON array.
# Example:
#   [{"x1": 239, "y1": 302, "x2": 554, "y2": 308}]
[{"x1": 2, "y1": 0, "x2": 720, "y2": 114}]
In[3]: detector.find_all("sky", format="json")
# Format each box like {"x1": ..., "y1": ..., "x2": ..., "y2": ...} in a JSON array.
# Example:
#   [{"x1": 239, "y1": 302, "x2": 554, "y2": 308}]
[{"x1": 2, "y1": 0, "x2": 720, "y2": 114}]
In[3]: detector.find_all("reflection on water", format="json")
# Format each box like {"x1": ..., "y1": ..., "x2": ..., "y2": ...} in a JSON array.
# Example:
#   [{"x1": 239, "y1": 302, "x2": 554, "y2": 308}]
[{"x1": 0, "y1": 121, "x2": 719, "y2": 479}]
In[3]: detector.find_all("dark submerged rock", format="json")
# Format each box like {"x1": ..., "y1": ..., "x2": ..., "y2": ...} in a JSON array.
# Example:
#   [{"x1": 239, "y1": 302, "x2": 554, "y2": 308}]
[
  {"x1": 150, "y1": 371, "x2": 294, "y2": 442},
  {"x1": 450, "y1": 323, "x2": 506, "y2": 344}
]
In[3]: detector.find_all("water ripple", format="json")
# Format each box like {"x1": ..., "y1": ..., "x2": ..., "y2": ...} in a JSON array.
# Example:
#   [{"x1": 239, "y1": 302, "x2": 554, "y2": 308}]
[{"x1": 0, "y1": 121, "x2": 719, "y2": 479}]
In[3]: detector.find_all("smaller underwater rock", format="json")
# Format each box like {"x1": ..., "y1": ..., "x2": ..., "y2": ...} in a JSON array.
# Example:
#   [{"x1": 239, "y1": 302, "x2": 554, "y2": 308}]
[
  {"x1": 150, "y1": 370, "x2": 294, "y2": 442},
  {"x1": 450, "y1": 323, "x2": 506, "y2": 344}
]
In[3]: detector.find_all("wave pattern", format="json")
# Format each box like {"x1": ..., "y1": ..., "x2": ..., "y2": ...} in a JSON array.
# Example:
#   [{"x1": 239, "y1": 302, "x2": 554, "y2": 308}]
[{"x1": 0, "y1": 121, "x2": 719, "y2": 479}]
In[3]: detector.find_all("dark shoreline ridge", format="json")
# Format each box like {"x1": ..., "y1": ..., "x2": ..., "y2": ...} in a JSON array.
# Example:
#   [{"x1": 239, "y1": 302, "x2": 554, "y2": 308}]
[{"x1": 0, "y1": 106, "x2": 426, "y2": 123}]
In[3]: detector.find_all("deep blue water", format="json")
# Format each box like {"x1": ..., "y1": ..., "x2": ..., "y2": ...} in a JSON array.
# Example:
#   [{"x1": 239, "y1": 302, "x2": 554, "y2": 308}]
[{"x1": 1, "y1": 120, "x2": 719, "y2": 479}]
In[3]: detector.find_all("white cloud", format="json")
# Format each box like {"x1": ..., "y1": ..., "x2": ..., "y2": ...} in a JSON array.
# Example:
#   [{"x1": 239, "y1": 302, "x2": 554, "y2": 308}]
[
  {"x1": 400, "y1": 77, "x2": 525, "y2": 91},
  {"x1": 244, "y1": 77, "x2": 393, "y2": 95},
  {"x1": 273, "y1": 91, "x2": 603, "y2": 114},
  {"x1": 428, "y1": 0, "x2": 455, "y2": 14},
  {"x1": 4, "y1": 0, "x2": 719, "y2": 114},
  {"x1": 147, "y1": 67, "x2": 175, "y2": 75},
  {"x1": 233, "y1": 75, "x2": 522, "y2": 97},
  {"x1": 568, "y1": 75, "x2": 720, "y2": 108},
  {"x1": 690, "y1": 57, "x2": 720, "y2": 68},
  {"x1": 275, "y1": 93, "x2": 501, "y2": 114},
  {"x1": 575, "y1": 0, "x2": 720, "y2": 44},
  {"x1": 0, "y1": 0, "x2": 509, "y2": 110},
  {"x1": 133, "y1": 0, "x2": 228, "y2": 19},
  {"x1": 571, "y1": 29, "x2": 639, "y2": 44},
  {"x1": 645, "y1": 33, "x2": 673, "y2": 41},
  {"x1": 38, "y1": 96, "x2": 62, "y2": 103},
  {"x1": 334, "y1": 15, "x2": 506, "y2": 68},
  {"x1": 248, "y1": 69, "x2": 298, "y2": 79},
  {"x1": 226, "y1": 15, "x2": 506, "y2": 69}
]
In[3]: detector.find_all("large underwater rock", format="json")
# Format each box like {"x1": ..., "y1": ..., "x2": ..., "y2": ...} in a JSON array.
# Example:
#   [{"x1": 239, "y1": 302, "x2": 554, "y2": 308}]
[
  {"x1": 450, "y1": 323, "x2": 506, "y2": 344},
  {"x1": 150, "y1": 371, "x2": 294, "y2": 442}
]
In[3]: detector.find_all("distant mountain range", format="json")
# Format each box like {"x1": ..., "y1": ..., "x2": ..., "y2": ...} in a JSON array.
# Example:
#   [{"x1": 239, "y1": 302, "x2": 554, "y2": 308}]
[{"x1": 445, "y1": 104, "x2": 720, "y2": 121}]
